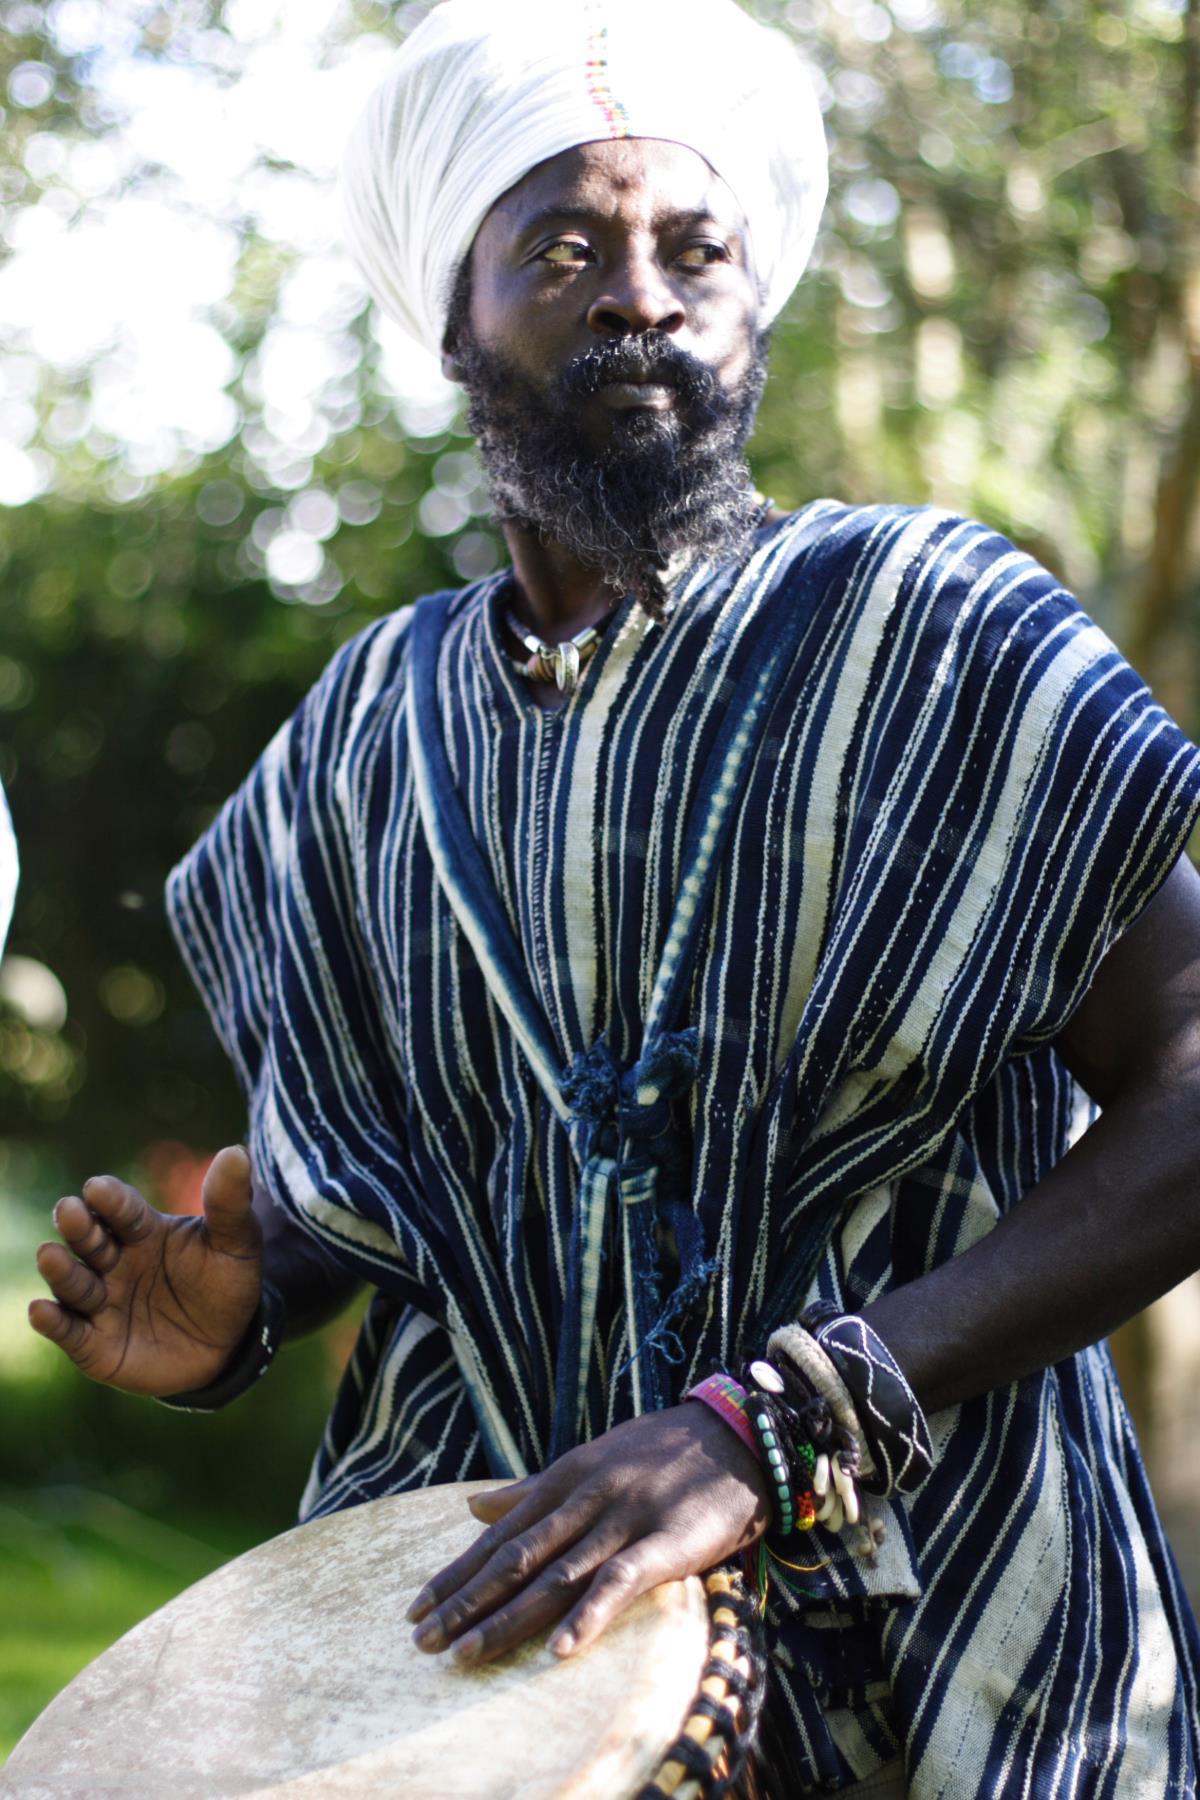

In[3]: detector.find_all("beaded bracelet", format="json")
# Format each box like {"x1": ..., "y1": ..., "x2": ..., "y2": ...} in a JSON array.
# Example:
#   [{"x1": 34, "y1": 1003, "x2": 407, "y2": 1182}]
[
  {"x1": 687, "y1": 1371, "x2": 813, "y2": 1540},
  {"x1": 689, "y1": 1356, "x2": 875, "y2": 1547},
  {"x1": 740, "y1": 1361, "x2": 821, "y2": 1536},
  {"x1": 745, "y1": 1394, "x2": 796, "y2": 1536},
  {"x1": 755, "y1": 1341, "x2": 870, "y2": 1536}
]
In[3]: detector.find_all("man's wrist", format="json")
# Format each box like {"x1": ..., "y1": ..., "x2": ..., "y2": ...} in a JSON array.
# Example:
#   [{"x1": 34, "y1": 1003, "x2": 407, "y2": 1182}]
[
  {"x1": 681, "y1": 1391, "x2": 771, "y2": 1504},
  {"x1": 253, "y1": 1178, "x2": 360, "y2": 1339},
  {"x1": 155, "y1": 1278, "x2": 285, "y2": 1413}
]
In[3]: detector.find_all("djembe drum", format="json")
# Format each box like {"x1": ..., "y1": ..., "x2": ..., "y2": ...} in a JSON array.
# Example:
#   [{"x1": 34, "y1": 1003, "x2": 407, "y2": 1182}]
[{"x1": 1, "y1": 1482, "x2": 766, "y2": 1799}]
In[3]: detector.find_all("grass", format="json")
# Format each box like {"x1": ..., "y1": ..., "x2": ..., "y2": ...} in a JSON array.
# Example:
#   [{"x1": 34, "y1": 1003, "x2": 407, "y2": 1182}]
[{"x1": 0, "y1": 1486, "x2": 265, "y2": 1763}]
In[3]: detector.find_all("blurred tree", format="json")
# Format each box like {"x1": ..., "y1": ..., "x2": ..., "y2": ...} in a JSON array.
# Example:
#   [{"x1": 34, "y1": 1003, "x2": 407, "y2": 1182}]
[{"x1": 759, "y1": 0, "x2": 1200, "y2": 726}]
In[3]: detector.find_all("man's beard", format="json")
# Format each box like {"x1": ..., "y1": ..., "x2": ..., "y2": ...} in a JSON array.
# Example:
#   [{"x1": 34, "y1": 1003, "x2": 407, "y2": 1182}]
[{"x1": 453, "y1": 323, "x2": 769, "y2": 620}]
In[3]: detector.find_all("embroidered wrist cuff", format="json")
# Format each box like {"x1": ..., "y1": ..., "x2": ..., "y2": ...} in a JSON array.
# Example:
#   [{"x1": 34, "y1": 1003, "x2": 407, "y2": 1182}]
[{"x1": 796, "y1": 1305, "x2": 934, "y2": 1497}]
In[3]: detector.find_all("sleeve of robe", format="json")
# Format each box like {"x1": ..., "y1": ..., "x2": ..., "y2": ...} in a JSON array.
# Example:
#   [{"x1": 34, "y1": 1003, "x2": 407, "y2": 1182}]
[
  {"x1": 901, "y1": 515, "x2": 1200, "y2": 1062},
  {"x1": 165, "y1": 614, "x2": 440, "y2": 1309},
  {"x1": 758, "y1": 505, "x2": 1200, "y2": 1627},
  {"x1": 774, "y1": 507, "x2": 1200, "y2": 1289}
]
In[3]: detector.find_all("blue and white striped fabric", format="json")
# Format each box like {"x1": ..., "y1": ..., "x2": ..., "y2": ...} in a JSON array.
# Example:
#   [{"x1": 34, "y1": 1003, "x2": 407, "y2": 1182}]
[{"x1": 168, "y1": 502, "x2": 1200, "y2": 1795}]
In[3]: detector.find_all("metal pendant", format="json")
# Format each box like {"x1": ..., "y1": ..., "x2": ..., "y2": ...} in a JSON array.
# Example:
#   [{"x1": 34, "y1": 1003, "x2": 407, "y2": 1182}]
[{"x1": 550, "y1": 639, "x2": 582, "y2": 693}]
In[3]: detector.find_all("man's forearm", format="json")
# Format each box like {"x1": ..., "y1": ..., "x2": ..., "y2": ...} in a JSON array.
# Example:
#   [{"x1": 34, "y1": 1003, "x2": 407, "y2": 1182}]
[
  {"x1": 863, "y1": 1069, "x2": 1200, "y2": 1415},
  {"x1": 253, "y1": 1179, "x2": 360, "y2": 1339}
]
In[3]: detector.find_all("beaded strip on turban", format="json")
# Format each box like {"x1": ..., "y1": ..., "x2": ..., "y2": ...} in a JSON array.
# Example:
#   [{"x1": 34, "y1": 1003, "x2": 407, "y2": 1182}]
[{"x1": 339, "y1": 0, "x2": 829, "y2": 359}]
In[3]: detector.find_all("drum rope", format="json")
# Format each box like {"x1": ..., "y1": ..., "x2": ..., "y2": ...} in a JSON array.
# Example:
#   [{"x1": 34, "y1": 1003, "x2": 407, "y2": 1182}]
[{"x1": 636, "y1": 1566, "x2": 768, "y2": 1800}]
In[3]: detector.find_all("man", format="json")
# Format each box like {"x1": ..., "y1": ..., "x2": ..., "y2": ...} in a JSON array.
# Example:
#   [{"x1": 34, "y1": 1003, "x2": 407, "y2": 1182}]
[{"x1": 28, "y1": 1, "x2": 1200, "y2": 1792}]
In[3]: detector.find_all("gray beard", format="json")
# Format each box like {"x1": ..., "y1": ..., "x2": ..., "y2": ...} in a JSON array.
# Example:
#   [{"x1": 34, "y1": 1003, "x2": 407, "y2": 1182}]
[{"x1": 455, "y1": 329, "x2": 768, "y2": 619}]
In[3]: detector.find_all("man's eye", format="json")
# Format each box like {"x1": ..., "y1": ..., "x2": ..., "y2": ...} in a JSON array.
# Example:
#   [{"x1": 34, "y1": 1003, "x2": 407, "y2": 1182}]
[
  {"x1": 540, "y1": 240, "x2": 594, "y2": 266},
  {"x1": 677, "y1": 243, "x2": 730, "y2": 269}
]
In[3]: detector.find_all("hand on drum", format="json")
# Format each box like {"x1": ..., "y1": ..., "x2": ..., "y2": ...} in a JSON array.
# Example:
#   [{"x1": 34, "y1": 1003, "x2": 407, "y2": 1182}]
[
  {"x1": 408, "y1": 1401, "x2": 771, "y2": 1667},
  {"x1": 27, "y1": 1145, "x2": 263, "y2": 1395}
]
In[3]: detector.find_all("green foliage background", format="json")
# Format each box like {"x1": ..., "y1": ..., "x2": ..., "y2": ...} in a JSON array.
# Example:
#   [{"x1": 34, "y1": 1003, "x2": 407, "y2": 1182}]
[{"x1": 1, "y1": 0, "x2": 1198, "y2": 1759}]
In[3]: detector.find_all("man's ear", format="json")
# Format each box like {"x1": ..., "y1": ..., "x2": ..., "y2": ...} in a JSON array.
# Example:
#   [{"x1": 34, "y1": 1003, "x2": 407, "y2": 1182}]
[{"x1": 441, "y1": 250, "x2": 474, "y2": 384}]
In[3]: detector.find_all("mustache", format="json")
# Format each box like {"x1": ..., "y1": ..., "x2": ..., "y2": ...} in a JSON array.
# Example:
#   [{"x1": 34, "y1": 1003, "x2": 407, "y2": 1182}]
[{"x1": 558, "y1": 332, "x2": 721, "y2": 408}]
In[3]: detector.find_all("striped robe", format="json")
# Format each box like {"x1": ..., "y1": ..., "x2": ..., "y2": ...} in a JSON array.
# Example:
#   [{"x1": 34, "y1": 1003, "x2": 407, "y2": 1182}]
[{"x1": 168, "y1": 502, "x2": 1200, "y2": 1795}]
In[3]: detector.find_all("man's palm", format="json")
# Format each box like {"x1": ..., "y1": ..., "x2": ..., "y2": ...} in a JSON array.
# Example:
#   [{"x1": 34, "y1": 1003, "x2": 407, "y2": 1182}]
[{"x1": 29, "y1": 1146, "x2": 262, "y2": 1397}]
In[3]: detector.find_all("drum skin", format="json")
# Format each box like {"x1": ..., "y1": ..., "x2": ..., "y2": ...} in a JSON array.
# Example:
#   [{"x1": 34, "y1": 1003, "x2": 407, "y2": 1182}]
[{"x1": 1, "y1": 1482, "x2": 711, "y2": 1799}]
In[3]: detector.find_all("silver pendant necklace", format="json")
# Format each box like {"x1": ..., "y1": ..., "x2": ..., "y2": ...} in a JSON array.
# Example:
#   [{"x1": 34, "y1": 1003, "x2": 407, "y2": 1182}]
[
  {"x1": 504, "y1": 610, "x2": 605, "y2": 695},
  {"x1": 502, "y1": 498, "x2": 776, "y2": 696}
]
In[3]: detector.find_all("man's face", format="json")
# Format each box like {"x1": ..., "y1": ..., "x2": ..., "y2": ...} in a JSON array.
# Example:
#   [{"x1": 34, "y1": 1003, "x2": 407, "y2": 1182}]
[{"x1": 444, "y1": 138, "x2": 769, "y2": 614}]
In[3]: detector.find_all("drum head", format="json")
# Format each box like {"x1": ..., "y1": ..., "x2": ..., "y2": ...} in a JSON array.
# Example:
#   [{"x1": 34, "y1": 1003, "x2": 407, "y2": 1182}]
[{"x1": 2, "y1": 1481, "x2": 710, "y2": 1799}]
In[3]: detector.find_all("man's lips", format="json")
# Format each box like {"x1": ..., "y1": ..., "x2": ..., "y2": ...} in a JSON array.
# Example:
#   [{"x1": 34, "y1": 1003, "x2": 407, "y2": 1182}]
[{"x1": 594, "y1": 379, "x2": 677, "y2": 412}]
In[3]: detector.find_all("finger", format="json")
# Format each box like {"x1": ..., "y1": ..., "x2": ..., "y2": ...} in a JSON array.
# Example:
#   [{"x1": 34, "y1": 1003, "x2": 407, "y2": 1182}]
[
  {"x1": 80, "y1": 1174, "x2": 156, "y2": 1248},
  {"x1": 468, "y1": 1476, "x2": 535, "y2": 1524},
  {"x1": 406, "y1": 1482, "x2": 547, "y2": 1623},
  {"x1": 52, "y1": 1193, "x2": 121, "y2": 1275},
  {"x1": 35, "y1": 1241, "x2": 106, "y2": 1314},
  {"x1": 448, "y1": 1525, "x2": 621, "y2": 1667},
  {"x1": 201, "y1": 1146, "x2": 258, "y2": 1259},
  {"x1": 550, "y1": 1532, "x2": 675, "y2": 1659},
  {"x1": 27, "y1": 1296, "x2": 96, "y2": 1366},
  {"x1": 414, "y1": 1510, "x2": 594, "y2": 1651},
  {"x1": 411, "y1": 1496, "x2": 588, "y2": 1647}
]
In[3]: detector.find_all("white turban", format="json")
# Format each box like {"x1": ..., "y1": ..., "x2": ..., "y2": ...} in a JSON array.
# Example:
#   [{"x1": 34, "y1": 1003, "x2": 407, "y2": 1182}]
[{"x1": 340, "y1": 0, "x2": 828, "y2": 358}]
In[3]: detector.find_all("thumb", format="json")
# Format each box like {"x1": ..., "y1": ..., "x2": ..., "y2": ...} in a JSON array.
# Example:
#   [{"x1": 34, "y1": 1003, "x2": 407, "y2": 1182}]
[
  {"x1": 201, "y1": 1145, "x2": 259, "y2": 1259},
  {"x1": 467, "y1": 1478, "x2": 530, "y2": 1523}
]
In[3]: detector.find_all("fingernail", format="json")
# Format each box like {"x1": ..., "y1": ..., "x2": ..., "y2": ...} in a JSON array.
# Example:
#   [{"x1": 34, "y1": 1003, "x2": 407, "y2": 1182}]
[
  {"x1": 453, "y1": 1631, "x2": 482, "y2": 1666},
  {"x1": 406, "y1": 1587, "x2": 434, "y2": 1624},
  {"x1": 412, "y1": 1618, "x2": 445, "y2": 1652},
  {"x1": 549, "y1": 1629, "x2": 575, "y2": 1657}
]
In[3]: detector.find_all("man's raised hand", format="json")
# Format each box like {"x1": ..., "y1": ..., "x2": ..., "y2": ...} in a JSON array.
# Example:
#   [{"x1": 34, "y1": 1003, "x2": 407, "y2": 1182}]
[{"x1": 28, "y1": 1145, "x2": 262, "y2": 1397}]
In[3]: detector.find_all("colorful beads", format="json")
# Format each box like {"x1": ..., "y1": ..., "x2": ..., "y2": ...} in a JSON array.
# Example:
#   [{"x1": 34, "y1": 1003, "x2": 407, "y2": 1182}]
[
  {"x1": 703, "y1": 1354, "x2": 872, "y2": 1563},
  {"x1": 752, "y1": 1409, "x2": 795, "y2": 1536},
  {"x1": 583, "y1": 15, "x2": 632, "y2": 136}
]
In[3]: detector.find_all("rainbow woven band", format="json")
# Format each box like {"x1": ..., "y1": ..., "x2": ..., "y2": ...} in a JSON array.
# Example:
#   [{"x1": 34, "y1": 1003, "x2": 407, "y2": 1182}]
[
  {"x1": 686, "y1": 1373, "x2": 760, "y2": 1463},
  {"x1": 583, "y1": 10, "x2": 632, "y2": 136}
]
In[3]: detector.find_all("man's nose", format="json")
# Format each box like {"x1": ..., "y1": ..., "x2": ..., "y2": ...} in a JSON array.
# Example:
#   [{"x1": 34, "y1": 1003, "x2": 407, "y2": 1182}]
[{"x1": 586, "y1": 255, "x2": 685, "y2": 337}]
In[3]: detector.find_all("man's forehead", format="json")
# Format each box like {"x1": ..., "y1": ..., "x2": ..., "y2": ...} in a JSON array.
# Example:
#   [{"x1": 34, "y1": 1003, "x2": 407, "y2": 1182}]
[{"x1": 483, "y1": 138, "x2": 746, "y2": 236}]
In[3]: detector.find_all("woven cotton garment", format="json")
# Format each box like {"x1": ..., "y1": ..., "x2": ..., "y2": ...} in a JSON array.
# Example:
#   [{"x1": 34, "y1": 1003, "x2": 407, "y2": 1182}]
[
  {"x1": 338, "y1": 0, "x2": 828, "y2": 356},
  {"x1": 171, "y1": 505, "x2": 1200, "y2": 1795}
]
